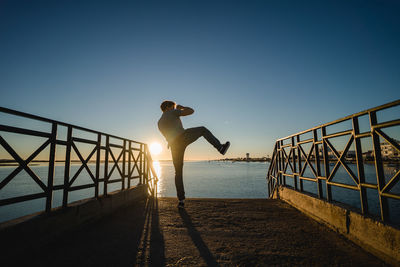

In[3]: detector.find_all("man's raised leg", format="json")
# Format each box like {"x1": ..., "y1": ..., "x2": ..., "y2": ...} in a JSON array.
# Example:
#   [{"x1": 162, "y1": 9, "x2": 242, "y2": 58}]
[{"x1": 182, "y1": 127, "x2": 222, "y2": 149}]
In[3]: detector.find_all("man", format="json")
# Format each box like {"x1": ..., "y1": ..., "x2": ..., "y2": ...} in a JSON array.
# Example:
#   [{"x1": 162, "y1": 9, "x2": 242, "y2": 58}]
[{"x1": 158, "y1": 100, "x2": 230, "y2": 208}]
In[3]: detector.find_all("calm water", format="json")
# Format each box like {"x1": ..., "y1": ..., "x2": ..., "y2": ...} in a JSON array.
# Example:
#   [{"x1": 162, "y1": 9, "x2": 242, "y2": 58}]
[{"x1": 0, "y1": 161, "x2": 399, "y2": 225}]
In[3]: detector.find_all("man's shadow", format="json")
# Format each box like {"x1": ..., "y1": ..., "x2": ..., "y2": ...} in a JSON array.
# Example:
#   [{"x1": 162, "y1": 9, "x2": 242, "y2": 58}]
[{"x1": 178, "y1": 208, "x2": 219, "y2": 267}]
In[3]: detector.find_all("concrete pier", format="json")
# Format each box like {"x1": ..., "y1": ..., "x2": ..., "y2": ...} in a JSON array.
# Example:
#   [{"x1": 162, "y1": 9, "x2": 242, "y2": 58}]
[{"x1": 3, "y1": 197, "x2": 386, "y2": 266}]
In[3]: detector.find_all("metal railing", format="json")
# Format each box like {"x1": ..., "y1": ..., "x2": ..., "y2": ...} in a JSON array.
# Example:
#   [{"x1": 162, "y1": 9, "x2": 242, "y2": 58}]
[
  {"x1": 267, "y1": 100, "x2": 400, "y2": 223},
  {"x1": 0, "y1": 107, "x2": 158, "y2": 214}
]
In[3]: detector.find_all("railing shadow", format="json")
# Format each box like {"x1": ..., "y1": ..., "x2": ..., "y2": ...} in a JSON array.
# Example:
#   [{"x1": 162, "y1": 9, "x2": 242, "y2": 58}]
[
  {"x1": 178, "y1": 209, "x2": 219, "y2": 267},
  {"x1": 5, "y1": 196, "x2": 166, "y2": 266},
  {"x1": 135, "y1": 196, "x2": 166, "y2": 266}
]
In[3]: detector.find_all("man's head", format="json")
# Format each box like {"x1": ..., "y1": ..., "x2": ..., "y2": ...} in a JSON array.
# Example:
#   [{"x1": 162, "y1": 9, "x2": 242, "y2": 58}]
[{"x1": 160, "y1": 100, "x2": 176, "y2": 112}]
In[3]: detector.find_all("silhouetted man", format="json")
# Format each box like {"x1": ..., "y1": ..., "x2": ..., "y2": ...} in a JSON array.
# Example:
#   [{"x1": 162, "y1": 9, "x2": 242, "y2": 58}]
[{"x1": 158, "y1": 100, "x2": 230, "y2": 208}]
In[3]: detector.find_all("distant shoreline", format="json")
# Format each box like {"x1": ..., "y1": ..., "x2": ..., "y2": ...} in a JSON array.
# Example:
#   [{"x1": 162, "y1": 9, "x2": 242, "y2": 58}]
[
  {"x1": 212, "y1": 158, "x2": 400, "y2": 164},
  {"x1": 1, "y1": 158, "x2": 399, "y2": 166},
  {"x1": 214, "y1": 158, "x2": 271, "y2": 163}
]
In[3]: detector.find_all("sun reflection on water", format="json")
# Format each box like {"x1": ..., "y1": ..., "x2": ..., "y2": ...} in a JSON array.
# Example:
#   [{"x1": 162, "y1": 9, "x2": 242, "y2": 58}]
[{"x1": 152, "y1": 160, "x2": 163, "y2": 194}]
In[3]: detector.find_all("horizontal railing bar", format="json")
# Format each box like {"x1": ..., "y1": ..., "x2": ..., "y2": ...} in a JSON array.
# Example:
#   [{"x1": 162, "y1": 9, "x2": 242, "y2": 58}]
[
  {"x1": 277, "y1": 99, "x2": 400, "y2": 141},
  {"x1": 279, "y1": 137, "x2": 294, "y2": 142},
  {"x1": 128, "y1": 175, "x2": 140, "y2": 179},
  {"x1": 56, "y1": 140, "x2": 68, "y2": 146},
  {"x1": 323, "y1": 130, "x2": 353, "y2": 139},
  {"x1": 72, "y1": 137, "x2": 98, "y2": 145},
  {"x1": 130, "y1": 148, "x2": 141, "y2": 151},
  {"x1": 278, "y1": 130, "x2": 315, "y2": 142},
  {"x1": 107, "y1": 179, "x2": 123, "y2": 184},
  {"x1": 372, "y1": 119, "x2": 400, "y2": 130},
  {"x1": 69, "y1": 183, "x2": 95, "y2": 191},
  {"x1": 297, "y1": 138, "x2": 314, "y2": 145},
  {"x1": 0, "y1": 192, "x2": 47, "y2": 206},
  {"x1": 0, "y1": 106, "x2": 145, "y2": 145},
  {"x1": 0, "y1": 107, "x2": 55, "y2": 125},
  {"x1": 327, "y1": 181, "x2": 358, "y2": 190},
  {"x1": 280, "y1": 144, "x2": 292, "y2": 148},
  {"x1": 53, "y1": 185, "x2": 64, "y2": 190},
  {"x1": 381, "y1": 192, "x2": 400, "y2": 200},
  {"x1": 355, "y1": 132, "x2": 371, "y2": 139},
  {"x1": 360, "y1": 183, "x2": 378, "y2": 189},
  {"x1": 283, "y1": 173, "x2": 295, "y2": 177},
  {"x1": 0, "y1": 124, "x2": 51, "y2": 138},
  {"x1": 109, "y1": 144, "x2": 124, "y2": 148},
  {"x1": 299, "y1": 176, "x2": 317, "y2": 182}
]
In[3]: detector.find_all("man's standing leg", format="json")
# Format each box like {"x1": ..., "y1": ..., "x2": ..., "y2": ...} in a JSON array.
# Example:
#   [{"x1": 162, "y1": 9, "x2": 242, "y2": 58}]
[{"x1": 171, "y1": 145, "x2": 185, "y2": 201}]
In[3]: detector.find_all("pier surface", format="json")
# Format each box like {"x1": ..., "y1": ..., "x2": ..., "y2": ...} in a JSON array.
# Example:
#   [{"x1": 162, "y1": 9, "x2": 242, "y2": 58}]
[{"x1": 9, "y1": 198, "x2": 385, "y2": 266}]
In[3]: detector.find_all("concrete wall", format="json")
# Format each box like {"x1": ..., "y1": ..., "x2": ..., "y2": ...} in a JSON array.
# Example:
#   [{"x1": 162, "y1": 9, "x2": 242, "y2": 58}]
[
  {"x1": 276, "y1": 186, "x2": 400, "y2": 265},
  {"x1": 0, "y1": 184, "x2": 149, "y2": 250}
]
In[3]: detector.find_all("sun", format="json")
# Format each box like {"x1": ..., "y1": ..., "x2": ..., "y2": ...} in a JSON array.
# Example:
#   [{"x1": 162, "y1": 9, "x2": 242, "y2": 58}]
[{"x1": 149, "y1": 142, "x2": 162, "y2": 155}]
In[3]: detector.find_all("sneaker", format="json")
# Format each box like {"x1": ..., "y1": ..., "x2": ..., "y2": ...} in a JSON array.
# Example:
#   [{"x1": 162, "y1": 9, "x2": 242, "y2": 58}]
[
  {"x1": 218, "y1": 142, "x2": 230, "y2": 155},
  {"x1": 177, "y1": 200, "x2": 185, "y2": 209}
]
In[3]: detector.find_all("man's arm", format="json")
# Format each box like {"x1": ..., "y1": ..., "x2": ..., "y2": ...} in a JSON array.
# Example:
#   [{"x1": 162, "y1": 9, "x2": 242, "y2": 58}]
[{"x1": 176, "y1": 105, "x2": 194, "y2": 116}]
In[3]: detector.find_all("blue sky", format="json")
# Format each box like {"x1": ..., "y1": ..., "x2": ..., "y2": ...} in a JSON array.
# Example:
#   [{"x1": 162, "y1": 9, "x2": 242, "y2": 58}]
[{"x1": 1, "y1": 0, "x2": 399, "y2": 160}]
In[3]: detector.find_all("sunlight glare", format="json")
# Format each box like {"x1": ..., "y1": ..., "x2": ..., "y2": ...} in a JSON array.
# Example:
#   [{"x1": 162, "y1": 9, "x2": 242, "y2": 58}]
[{"x1": 150, "y1": 142, "x2": 162, "y2": 155}]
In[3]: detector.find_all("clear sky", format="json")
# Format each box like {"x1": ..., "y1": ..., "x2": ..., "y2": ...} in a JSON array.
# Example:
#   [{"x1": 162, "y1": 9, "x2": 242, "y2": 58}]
[{"x1": 1, "y1": 0, "x2": 399, "y2": 160}]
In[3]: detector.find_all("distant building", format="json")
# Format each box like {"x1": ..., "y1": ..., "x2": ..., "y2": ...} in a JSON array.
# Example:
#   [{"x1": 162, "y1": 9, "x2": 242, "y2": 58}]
[
  {"x1": 314, "y1": 139, "x2": 399, "y2": 160},
  {"x1": 314, "y1": 141, "x2": 400, "y2": 161},
  {"x1": 360, "y1": 140, "x2": 399, "y2": 160},
  {"x1": 381, "y1": 140, "x2": 399, "y2": 159},
  {"x1": 345, "y1": 150, "x2": 356, "y2": 160},
  {"x1": 317, "y1": 147, "x2": 344, "y2": 159},
  {"x1": 246, "y1": 153, "x2": 250, "y2": 162},
  {"x1": 362, "y1": 150, "x2": 374, "y2": 160}
]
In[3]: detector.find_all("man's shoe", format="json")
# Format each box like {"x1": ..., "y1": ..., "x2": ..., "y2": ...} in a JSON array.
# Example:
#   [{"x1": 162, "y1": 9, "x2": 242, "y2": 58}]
[
  {"x1": 178, "y1": 200, "x2": 185, "y2": 209},
  {"x1": 219, "y1": 142, "x2": 230, "y2": 155}
]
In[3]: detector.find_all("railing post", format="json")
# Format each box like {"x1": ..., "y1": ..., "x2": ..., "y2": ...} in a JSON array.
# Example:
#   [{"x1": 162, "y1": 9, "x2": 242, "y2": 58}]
[
  {"x1": 353, "y1": 117, "x2": 368, "y2": 214},
  {"x1": 292, "y1": 137, "x2": 298, "y2": 190},
  {"x1": 128, "y1": 141, "x2": 132, "y2": 188},
  {"x1": 95, "y1": 133, "x2": 101, "y2": 198},
  {"x1": 269, "y1": 144, "x2": 277, "y2": 197},
  {"x1": 63, "y1": 126, "x2": 72, "y2": 207},
  {"x1": 322, "y1": 126, "x2": 332, "y2": 201},
  {"x1": 314, "y1": 129, "x2": 323, "y2": 199},
  {"x1": 104, "y1": 135, "x2": 109, "y2": 196},
  {"x1": 277, "y1": 141, "x2": 282, "y2": 186},
  {"x1": 370, "y1": 111, "x2": 389, "y2": 222},
  {"x1": 45, "y1": 123, "x2": 57, "y2": 212},
  {"x1": 144, "y1": 145, "x2": 149, "y2": 184},
  {"x1": 140, "y1": 144, "x2": 144, "y2": 184},
  {"x1": 282, "y1": 141, "x2": 286, "y2": 186},
  {"x1": 267, "y1": 167, "x2": 271, "y2": 196},
  {"x1": 122, "y1": 140, "x2": 126, "y2": 190},
  {"x1": 297, "y1": 135, "x2": 303, "y2": 192}
]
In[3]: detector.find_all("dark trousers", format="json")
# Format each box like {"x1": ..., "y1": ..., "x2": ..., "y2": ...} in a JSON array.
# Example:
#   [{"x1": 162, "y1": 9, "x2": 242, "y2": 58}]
[{"x1": 170, "y1": 127, "x2": 222, "y2": 201}]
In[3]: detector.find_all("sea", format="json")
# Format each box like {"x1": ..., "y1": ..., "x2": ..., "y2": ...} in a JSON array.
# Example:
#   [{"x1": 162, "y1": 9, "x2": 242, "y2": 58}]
[{"x1": 0, "y1": 161, "x2": 399, "y2": 225}]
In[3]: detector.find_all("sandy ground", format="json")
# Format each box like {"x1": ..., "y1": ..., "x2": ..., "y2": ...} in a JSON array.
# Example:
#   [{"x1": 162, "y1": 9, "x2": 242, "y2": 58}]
[{"x1": 6, "y1": 197, "x2": 386, "y2": 266}]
